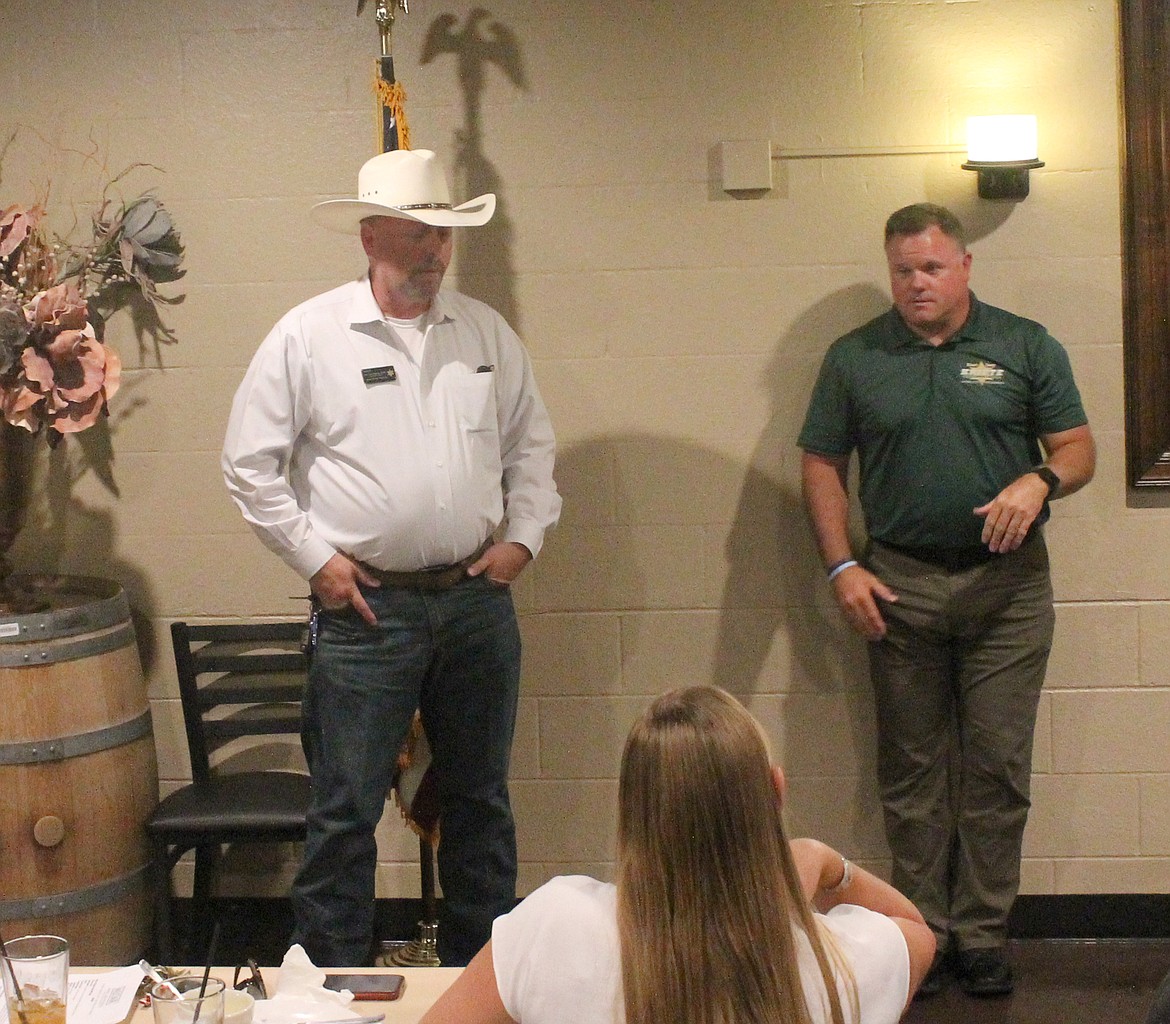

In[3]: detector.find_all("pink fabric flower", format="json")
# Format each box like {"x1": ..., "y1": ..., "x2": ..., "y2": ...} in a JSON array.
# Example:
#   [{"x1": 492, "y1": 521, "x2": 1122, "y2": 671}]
[
  {"x1": 0, "y1": 204, "x2": 42, "y2": 259},
  {"x1": 24, "y1": 282, "x2": 88, "y2": 332},
  {"x1": 0, "y1": 365, "x2": 45, "y2": 431},
  {"x1": 1, "y1": 285, "x2": 120, "y2": 434},
  {"x1": 0, "y1": 179, "x2": 184, "y2": 449}
]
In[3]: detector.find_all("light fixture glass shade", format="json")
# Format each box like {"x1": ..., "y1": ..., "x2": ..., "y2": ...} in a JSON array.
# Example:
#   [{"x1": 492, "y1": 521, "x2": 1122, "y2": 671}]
[{"x1": 966, "y1": 115, "x2": 1038, "y2": 162}]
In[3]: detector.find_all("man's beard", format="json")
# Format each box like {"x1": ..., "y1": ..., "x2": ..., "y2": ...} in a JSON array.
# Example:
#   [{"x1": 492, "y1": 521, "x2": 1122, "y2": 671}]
[{"x1": 404, "y1": 265, "x2": 445, "y2": 302}]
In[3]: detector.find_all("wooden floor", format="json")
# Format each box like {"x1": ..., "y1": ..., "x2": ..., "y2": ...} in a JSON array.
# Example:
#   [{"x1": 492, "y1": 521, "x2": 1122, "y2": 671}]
[{"x1": 905, "y1": 940, "x2": 1170, "y2": 1024}]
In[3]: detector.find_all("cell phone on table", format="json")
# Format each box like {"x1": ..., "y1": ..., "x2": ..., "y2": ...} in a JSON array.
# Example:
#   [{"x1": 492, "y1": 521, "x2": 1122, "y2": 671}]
[{"x1": 322, "y1": 973, "x2": 406, "y2": 1001}]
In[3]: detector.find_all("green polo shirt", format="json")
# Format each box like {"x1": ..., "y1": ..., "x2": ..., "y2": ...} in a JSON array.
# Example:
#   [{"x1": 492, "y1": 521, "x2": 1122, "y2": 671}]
[{"x1": 797, "y1": 295, "x2": 1088, "y2": 549}]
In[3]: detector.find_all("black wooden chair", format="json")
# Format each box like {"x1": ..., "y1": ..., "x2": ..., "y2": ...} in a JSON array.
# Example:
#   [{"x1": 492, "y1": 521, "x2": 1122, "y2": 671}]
[{"x1": 147, "y1": 621, "x2": 313, "y2": 961}]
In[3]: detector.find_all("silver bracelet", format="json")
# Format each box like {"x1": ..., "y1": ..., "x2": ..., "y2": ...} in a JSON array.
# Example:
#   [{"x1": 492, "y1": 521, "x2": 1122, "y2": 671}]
[
  {"x1": 827, "y1": 559, "x2": 858, "y2": 582},
  {"x1": 827, "y1": 855, "x2": 853, "y2": 893}
]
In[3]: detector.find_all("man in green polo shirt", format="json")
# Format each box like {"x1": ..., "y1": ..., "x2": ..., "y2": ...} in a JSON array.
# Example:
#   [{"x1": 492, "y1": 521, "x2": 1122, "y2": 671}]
[{"x1": 798, "y1": 203, "x2": 1095, "y2": 998}]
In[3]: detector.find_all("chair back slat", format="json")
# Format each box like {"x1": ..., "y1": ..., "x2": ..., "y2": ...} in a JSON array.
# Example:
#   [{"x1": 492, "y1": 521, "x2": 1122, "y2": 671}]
[
  {"x1": 198, "y1": 670, "x2": 305, "y2": 708},
  {"x1": 170, "y1": 621, "x2": 309, "y2": 787},
  {"x1": 194, "y1": 651, "x2": 306, "y2": 674},
  {"x1": 179, "y1": 622, "x2": 304, "y2": 643},
  {"x1": 204, "y1": 704, "x2": 304, "y2": 742}
]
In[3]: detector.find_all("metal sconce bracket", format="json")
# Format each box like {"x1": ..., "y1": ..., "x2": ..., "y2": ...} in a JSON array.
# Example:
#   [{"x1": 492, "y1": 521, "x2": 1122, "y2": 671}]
[{"x1": 961, "y1": 159, "x2": 1045, "y2": 200}]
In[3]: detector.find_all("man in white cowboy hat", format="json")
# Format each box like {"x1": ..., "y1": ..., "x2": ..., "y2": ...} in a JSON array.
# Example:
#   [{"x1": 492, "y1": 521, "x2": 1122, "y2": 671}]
[{"x1": 223, "y1": 148, "x2": 561, "y2": 967}]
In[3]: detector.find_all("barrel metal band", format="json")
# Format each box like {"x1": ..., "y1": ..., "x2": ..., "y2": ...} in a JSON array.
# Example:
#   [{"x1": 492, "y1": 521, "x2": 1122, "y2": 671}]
[
  {"x1": 0, "y1": 863, "x2": 150, "y2": 922},
  {"x1": 0, "y1": 576, "x2": 131, "y2": 644},
  {"x1": 0, "y1": 708, "x2": 153, "y2": 765},
  {"x1": 0, "y1": 621, "x2": 136, "y2": 668}
]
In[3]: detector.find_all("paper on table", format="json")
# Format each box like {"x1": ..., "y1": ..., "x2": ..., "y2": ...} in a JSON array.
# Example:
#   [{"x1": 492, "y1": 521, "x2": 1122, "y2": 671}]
[
  {"x1": 252, "y1": 945, "x2": 361, "y2": 1024},
  {"x1": 0, "y1": 966, "x2": 145, "y2": 1024}
]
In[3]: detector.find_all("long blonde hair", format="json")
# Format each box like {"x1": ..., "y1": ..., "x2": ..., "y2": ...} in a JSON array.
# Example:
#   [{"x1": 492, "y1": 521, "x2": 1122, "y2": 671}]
[{"x1": 615, "y1": 686, "x2": 853, "y2": 1024}]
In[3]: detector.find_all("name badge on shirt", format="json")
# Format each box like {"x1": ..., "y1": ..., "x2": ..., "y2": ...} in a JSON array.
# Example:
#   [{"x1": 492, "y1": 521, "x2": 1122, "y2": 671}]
[{"x1": 361, "y1": 365, "x2": 398, "y2": 386}]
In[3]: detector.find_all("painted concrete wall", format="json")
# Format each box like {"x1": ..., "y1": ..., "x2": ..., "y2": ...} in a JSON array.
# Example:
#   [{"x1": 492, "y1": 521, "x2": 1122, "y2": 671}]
[{"x1": 2, "y1": 0, "x2": 1153, "y2": 900}]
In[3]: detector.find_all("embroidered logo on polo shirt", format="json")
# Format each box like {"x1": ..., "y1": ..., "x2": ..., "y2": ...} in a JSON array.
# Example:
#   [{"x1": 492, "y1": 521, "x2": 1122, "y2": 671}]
[{"x1": 959, "y1": 360, "x2": 1004, "y2": 385}]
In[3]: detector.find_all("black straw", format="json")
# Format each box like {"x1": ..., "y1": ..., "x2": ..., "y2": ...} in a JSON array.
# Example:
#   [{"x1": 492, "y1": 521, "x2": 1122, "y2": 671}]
[
  {"x1": 0, "y1": 929, "x2": 31, "y2": 1024},
  {"x1": 192, "y1": 920, "x2": 221, "y2": 1024}
]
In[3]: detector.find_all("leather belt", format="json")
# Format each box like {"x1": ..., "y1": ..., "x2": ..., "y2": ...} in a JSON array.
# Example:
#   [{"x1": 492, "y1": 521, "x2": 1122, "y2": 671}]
[
  {"x1": 876, "y1": 528, "x2": 1035, "y2": 572},
  {"x1": 358, "y1": 540, "x2": 491, "y2": 591}
]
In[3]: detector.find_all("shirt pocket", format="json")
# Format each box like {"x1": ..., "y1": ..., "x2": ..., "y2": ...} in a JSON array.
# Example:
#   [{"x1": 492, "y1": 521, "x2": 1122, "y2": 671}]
[{"x1": 451, "y1": 373, "x2": 497, "y2": 433}]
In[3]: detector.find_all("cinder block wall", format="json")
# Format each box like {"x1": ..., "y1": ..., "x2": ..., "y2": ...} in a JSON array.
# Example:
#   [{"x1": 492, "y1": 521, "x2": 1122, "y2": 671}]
[{"x1": 3, "y1": 0, "x2": 1153, "y2": 900}]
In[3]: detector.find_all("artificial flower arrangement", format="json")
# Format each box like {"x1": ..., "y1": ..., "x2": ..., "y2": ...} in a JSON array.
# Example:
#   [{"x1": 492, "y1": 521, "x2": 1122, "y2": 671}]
[
  {"x1": 0, "y1": 168, "x2": 184, "y2": 443},
  {"x1": 0, "y1": 161, "x2": 185, "y2": 611}
]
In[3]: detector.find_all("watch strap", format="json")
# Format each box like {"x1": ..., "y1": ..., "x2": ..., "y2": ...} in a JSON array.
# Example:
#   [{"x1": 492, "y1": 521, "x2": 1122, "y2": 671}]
[{"x1": 1032, "y1": 465, "x2": 1060, "y2": 498}]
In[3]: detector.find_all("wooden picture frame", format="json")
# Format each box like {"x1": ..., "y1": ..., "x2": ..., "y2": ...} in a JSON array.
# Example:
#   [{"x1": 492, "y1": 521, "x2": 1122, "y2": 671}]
[{"x1": 1121, "y1": 0, "x2": 1170, "y2": 486}]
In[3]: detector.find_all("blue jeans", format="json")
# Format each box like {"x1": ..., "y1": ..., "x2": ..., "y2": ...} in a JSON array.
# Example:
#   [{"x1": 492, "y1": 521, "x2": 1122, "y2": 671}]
[{"x1": 291, "y1": 574, "x2": 521, "y2": 967}]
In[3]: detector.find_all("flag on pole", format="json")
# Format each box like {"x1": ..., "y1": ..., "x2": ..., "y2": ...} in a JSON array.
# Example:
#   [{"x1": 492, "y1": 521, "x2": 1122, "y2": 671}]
[
  {"x1": 375, "y1": 51, "x2": 411, "y2": 152},
  {"x1": 359, "y1": 0, "x2": 412, "y2": 152}
]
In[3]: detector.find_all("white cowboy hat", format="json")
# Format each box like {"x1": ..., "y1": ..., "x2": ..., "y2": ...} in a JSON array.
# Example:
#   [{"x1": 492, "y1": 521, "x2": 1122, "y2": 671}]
[{"x1": 311, "y1": 149, "x2": 495, "y2": 232}]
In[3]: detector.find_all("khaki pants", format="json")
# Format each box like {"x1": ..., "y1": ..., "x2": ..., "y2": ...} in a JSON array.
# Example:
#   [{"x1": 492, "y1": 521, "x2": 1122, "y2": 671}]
[{"x1": 866, "y1": 535, "x2": 1054, "y2": 952}]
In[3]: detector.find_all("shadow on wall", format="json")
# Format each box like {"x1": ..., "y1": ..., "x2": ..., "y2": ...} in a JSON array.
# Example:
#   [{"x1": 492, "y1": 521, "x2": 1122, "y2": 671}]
[
  {"x1": 416, "y1": 10, "x2": 974, "y2": 858},
  {"x1": 715, "y1": 283, "x2": 891, "y2": 684},
  {"x1": 423, "y1": 8, "x2": 527, "y2": 330},
  {"x1": 717, "y1": 283, "x2": 890, "y2": 851},
  {"x1": 525, "y1": 284, "x2": 899, "y2": 858},
  {"x1": 8, "y1": 381, "x2": 161, "y2": 678},
  {"x1": 918, "y1": 161, "x2": 1014, "y2": 247}
]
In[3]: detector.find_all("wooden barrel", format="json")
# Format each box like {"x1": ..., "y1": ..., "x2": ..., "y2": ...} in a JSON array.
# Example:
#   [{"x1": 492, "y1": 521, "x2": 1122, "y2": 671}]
[{"x1": 0, "y1": 575, "x2": 158, "y2": 965}]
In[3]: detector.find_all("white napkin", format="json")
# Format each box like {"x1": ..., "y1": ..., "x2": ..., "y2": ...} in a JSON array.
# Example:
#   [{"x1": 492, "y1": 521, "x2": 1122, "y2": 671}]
[{"x1": 252, "y1": 945, "x2": 358, "y2": 1024}]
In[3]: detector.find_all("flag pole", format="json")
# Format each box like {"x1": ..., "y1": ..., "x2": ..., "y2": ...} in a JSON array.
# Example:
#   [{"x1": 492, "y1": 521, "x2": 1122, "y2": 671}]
[{"x1": 367, "y1": 0, "x2": 412, "y2": 152}]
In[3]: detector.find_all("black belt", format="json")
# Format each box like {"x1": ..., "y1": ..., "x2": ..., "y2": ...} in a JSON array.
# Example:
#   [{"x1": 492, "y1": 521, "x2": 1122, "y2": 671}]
[
  {"x1": 875, "y1": 530, "x2": 1035, "y2": 572},
  {"x1": 358, "y1": 540, "x2": 491, "y2": 591}
]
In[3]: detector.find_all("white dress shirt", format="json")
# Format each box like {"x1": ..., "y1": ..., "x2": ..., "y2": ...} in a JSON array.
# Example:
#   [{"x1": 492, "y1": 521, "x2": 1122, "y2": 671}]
[{"x1": 222, "y1": 277, "x2": 560, "y2": 579}]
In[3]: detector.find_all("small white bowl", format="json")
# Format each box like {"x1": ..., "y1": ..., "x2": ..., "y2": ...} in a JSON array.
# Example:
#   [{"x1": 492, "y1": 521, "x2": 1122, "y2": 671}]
[{"x1": 223, "y1": 988, "x2": 255, "y2": 1024}]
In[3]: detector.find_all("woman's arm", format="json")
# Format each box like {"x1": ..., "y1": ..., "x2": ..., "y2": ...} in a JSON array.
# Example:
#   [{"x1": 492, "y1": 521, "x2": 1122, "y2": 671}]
[
  {"x1": 789, "y1": 837, "x2": 936, "y2": 1006},
  {"x1": 419, "y1": 941, "x2": 516, "y2": 1024}
]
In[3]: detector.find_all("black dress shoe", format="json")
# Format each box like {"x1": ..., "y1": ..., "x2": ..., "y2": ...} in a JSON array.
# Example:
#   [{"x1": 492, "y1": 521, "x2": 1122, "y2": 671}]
[
  {"x1": 915, "y1": 951, "x2": 948, "y2": 998},
  {"x1": 956, "y1": 947, "x2": 1014, "y2": 996}
]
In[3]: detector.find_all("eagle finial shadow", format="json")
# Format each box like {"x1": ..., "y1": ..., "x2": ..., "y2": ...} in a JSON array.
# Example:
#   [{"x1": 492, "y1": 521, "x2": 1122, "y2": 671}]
[{"x1": 421, "y1": 8, "x2": 526, "y2": 91}]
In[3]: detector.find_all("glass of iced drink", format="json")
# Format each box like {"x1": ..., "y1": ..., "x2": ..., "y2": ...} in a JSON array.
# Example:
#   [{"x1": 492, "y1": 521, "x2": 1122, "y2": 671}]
[
  {"x1": 151, "y1": 976, "x2": 225, "y2": 1024},
  {"x1": 1, "y1": 935, "x2": 69, "y2": 1024}
]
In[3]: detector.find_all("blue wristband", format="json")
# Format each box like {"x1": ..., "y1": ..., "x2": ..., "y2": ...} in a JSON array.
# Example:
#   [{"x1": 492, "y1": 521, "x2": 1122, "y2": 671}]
[{"x1": 827, "y1": 559, "x2": 858, "y2": 582}]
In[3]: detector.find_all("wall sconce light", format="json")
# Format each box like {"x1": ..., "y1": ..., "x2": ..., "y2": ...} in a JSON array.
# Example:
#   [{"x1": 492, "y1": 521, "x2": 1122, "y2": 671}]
[{"x1": 962, "y1": 115, "x2": 1044, "y2": 200}]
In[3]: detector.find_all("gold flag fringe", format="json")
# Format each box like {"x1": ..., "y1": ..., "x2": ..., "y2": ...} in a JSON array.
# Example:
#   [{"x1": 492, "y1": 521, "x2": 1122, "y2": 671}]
[
  {"x1": 389, "y1": 711, "x2": 439, "y2": 843},
  {"x1": 375, "y1": 73, "x2": 412, "y2": 151}
]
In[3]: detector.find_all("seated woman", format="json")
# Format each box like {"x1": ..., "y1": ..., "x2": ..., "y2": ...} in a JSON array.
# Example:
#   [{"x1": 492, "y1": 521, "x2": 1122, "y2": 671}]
[{"x1": 421, "y1": 685, "x2": 935, "y2": 1024}]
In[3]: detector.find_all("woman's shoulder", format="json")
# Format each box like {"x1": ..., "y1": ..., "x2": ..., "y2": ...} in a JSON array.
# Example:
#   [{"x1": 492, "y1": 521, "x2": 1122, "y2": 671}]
[
  {"x1": 536, "y1": 874, "x2": 615, "y2": 898},
  {"x1": 492, "y1": 876, "x2": 622, "y2": 1024},
  {"x1": 506, "y1": 875, "x2": 616, "y2": 926}
]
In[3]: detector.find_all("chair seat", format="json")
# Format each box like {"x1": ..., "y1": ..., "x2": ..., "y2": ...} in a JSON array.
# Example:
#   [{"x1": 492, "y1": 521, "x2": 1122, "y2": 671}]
[{"x1": 148, "y1": 771, "x2": 311, "y2": 836}]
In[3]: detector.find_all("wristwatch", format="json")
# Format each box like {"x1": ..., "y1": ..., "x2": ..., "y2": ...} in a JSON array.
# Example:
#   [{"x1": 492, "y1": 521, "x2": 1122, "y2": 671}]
[{"x1": 1031, "y1": 465, "x2": 1061, "y2": 499}]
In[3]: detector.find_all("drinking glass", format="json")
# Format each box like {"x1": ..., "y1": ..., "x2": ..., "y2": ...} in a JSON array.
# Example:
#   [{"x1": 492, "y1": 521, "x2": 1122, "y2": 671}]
[
  {"x1": 1, "y1": 935, "x2": 69, "y2": 1024},
  {"x1": 151, "y1": 976, "x2": 226, "y2": 1024}
]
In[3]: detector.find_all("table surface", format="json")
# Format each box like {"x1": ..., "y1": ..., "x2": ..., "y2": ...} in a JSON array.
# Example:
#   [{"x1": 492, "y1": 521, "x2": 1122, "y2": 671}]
[{"x1": 78, "y1": 966, "x2": 461, "y2": 1024}]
